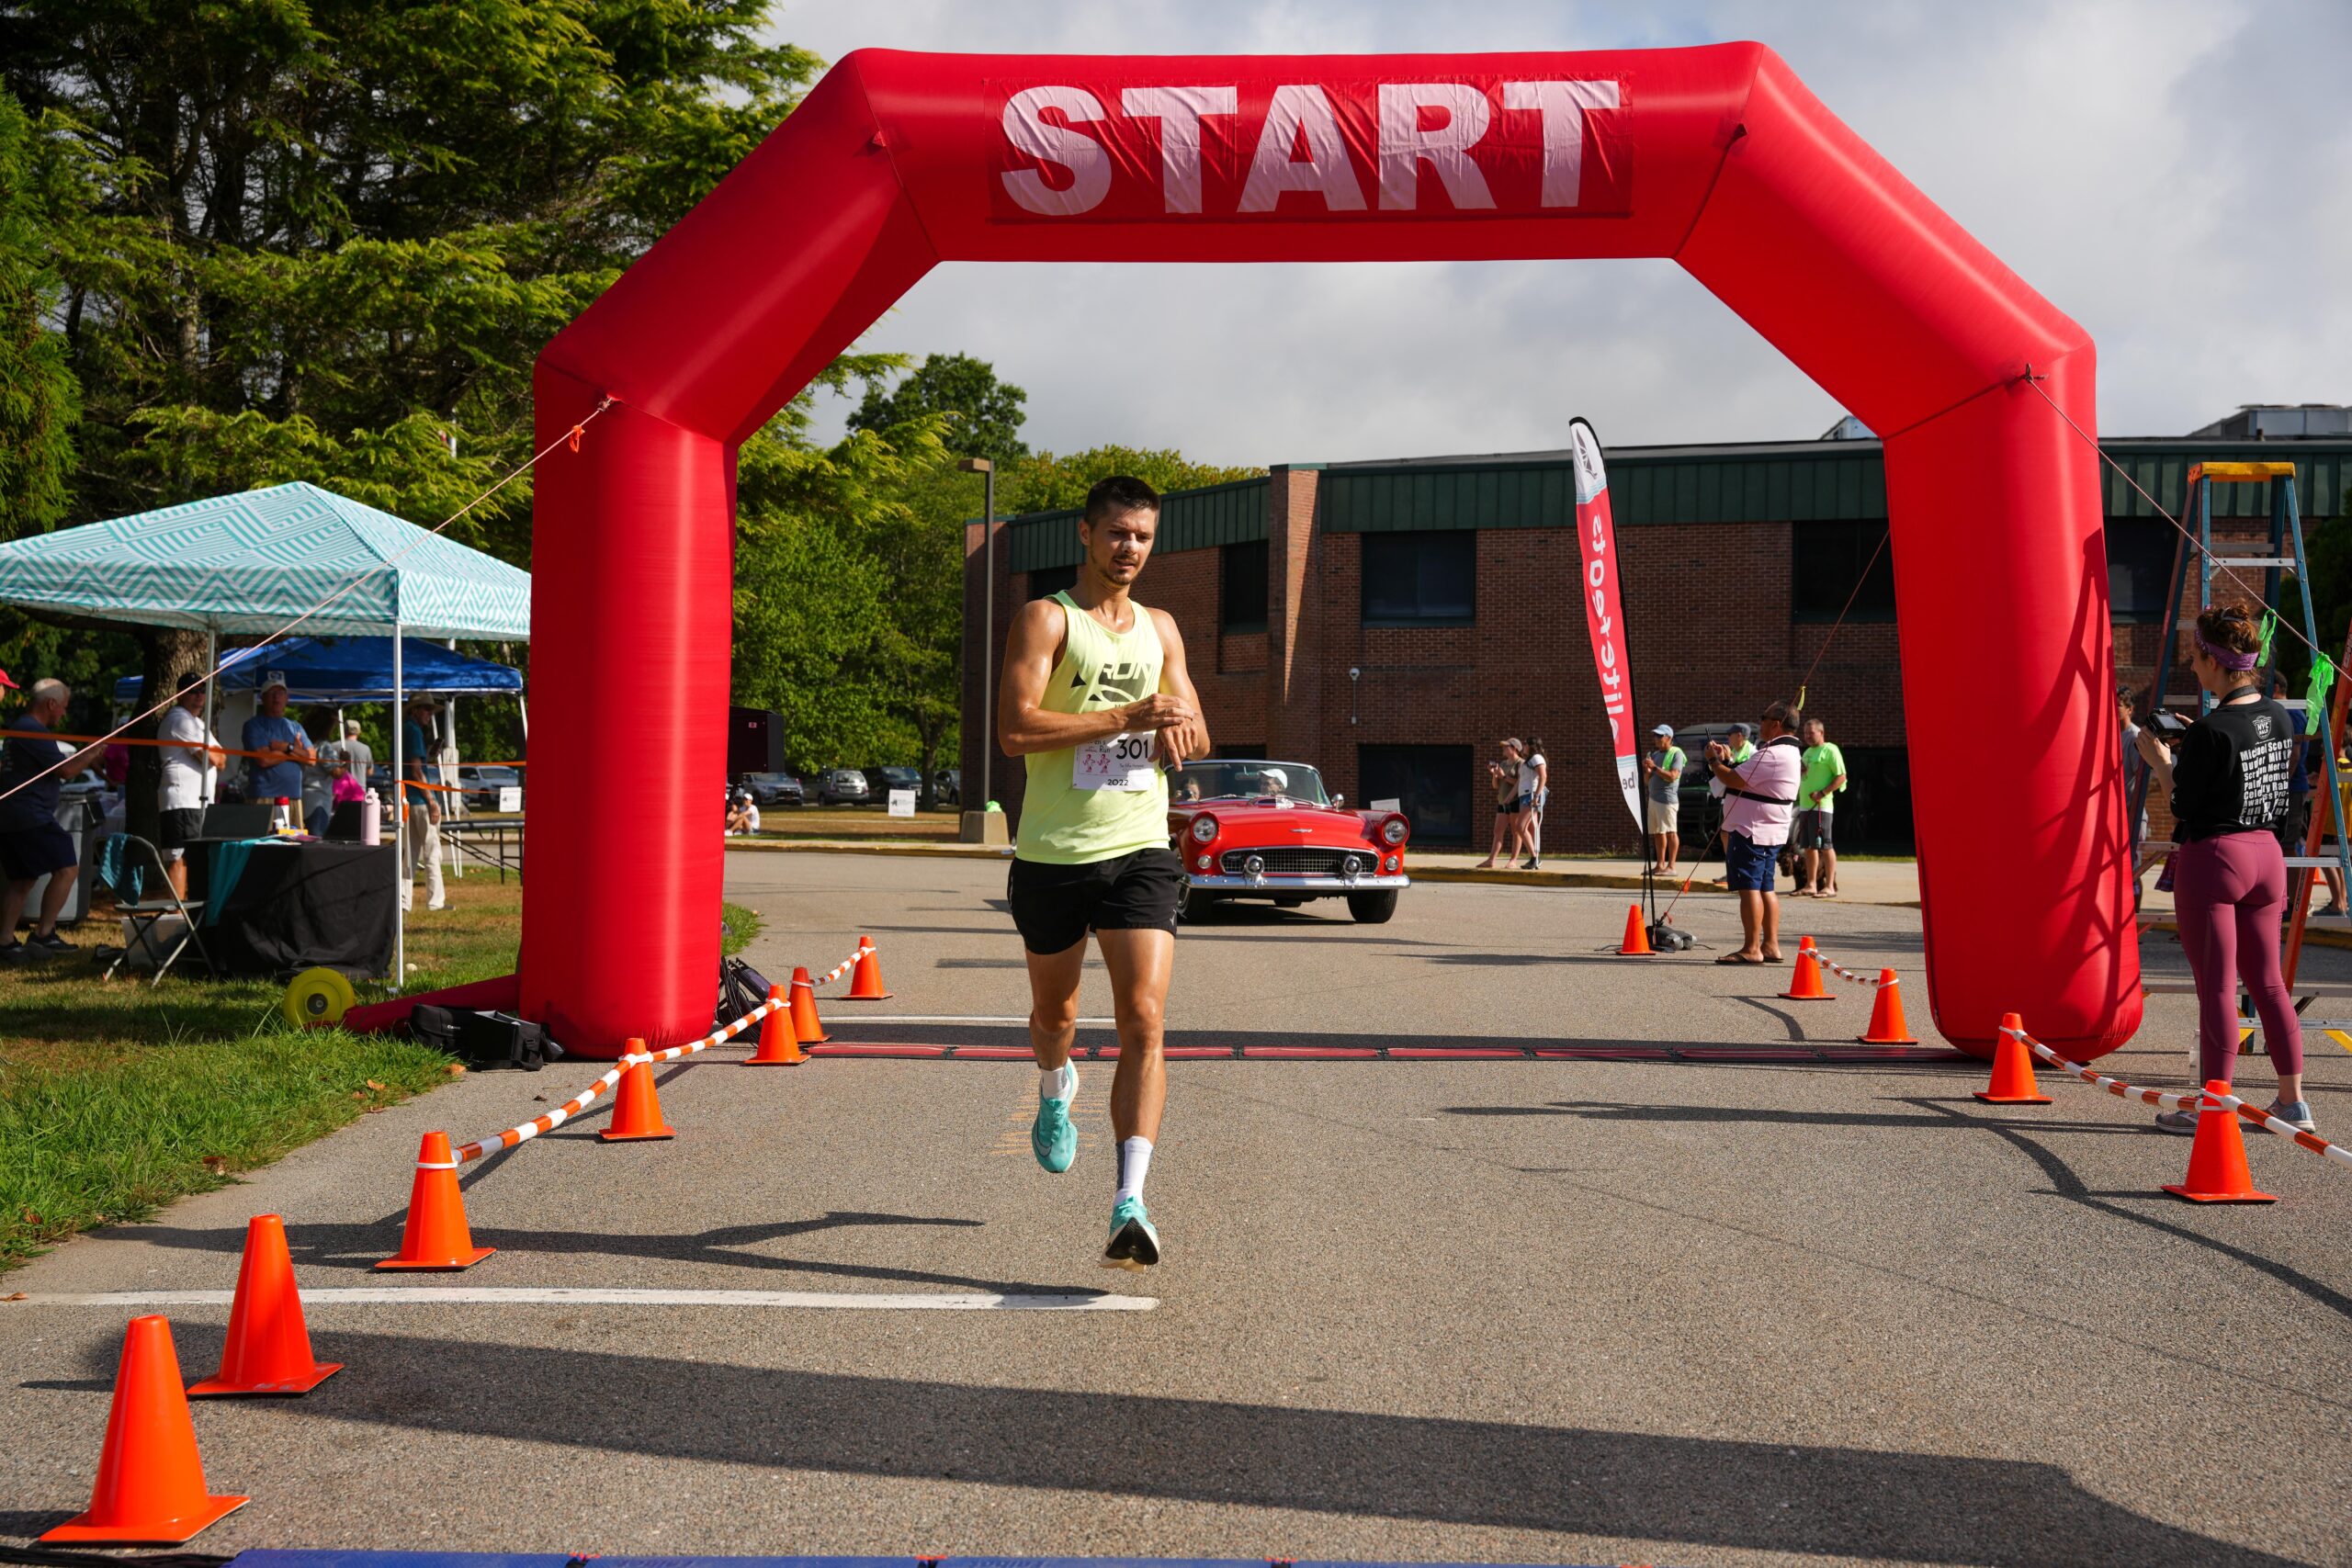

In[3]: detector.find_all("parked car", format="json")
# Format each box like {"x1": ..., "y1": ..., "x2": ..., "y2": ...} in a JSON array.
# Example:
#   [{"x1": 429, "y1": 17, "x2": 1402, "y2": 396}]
[
  {"x1": 862, "y1": 765, "x2": 923, "y2": 806},
  {"x1": 738, "y1": 772, "x2": 804, "y2": 807},
  {"x1": 933, "y1": 768, "x2": 962, "y2": 806},
  {"x1": 457, "y1": 765, "x2": 524, "y2": 811},
  {"x1": 815, "y1": 768, "x2": 870, "y2": 806},
  {"x1": 1167, "y1": 759, "x2": 1410, "y2": 924}
]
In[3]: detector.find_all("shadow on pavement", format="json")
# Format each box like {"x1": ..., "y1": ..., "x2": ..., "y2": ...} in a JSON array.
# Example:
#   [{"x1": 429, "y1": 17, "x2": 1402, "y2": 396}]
[
  {"x1": 1442, "y1": 1100, "x2": 2143, "y2": 1136},
  {"x1": 85, "y1": 1329, "x2": 2296, "y2": 1568},
  {"x1": 101, "y1": 1211, "x2": 1087, "y2": 1297}
]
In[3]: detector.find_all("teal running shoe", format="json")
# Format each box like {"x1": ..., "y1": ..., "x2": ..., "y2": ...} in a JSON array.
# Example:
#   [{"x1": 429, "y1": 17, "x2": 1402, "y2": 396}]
[
  {"x1": 1031, "y1": 1066, "x2": 1077, "y2": 1173},
  {"x1": 1102, "y1": 1195, "x2": 1161, "y2": 1270}
]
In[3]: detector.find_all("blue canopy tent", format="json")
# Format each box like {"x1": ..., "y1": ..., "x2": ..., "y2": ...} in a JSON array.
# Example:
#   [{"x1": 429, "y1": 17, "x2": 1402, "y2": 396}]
[
  {"x1": 112, "y1": 637, "x2": 522, "y2": 704},
  {"x1": 0, "y1": 481, "x2": 532, "y2": 982}
]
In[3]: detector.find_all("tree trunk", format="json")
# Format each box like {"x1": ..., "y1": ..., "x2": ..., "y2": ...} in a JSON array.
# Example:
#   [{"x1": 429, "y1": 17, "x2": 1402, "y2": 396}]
[{"x1": 124, "y1": 626, "x2": 209, "y2": 844}]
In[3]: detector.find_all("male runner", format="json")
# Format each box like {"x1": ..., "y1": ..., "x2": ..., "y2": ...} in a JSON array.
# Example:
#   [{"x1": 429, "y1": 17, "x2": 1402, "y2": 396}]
[{"x1": 998, "y1": 475, "x2": 1207, "y2": 1269}]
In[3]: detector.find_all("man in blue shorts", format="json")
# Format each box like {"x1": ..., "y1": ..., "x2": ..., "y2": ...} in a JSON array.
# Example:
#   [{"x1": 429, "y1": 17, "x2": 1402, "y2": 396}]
[
  {"x1": 1705, "y1": 700, "x2": 1803, "y2": 964},
  {"x1": 1, "y1": 677, "x2": 104, "y2": 960}
]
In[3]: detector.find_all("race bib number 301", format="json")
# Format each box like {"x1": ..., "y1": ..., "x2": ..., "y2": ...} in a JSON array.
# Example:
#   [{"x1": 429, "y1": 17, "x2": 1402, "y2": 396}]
[{"x1": 1074, "y1": 731, "x2": 1156, "y2": 791}]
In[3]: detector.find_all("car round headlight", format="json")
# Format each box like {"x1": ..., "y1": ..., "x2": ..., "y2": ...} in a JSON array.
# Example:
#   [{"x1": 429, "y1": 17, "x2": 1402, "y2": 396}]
[
  {"x1": 1244, "y1": 853, "x2": 1265, "y2": 877},
  {"x1": 1380, "y1": 817, "x2": 1408, "y2": 845},
  {"x1": 1189, "y1": 816, "x2": 1218, "y2": 843}
]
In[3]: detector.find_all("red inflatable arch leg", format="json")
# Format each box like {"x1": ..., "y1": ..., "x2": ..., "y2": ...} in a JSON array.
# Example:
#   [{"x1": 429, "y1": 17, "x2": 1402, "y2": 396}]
[{"x1": 518, "y1": 43, "x2": 2139, "y2": 1059}]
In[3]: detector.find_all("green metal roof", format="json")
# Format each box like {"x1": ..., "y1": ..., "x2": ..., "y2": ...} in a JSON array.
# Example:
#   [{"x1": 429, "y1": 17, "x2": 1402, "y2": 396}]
[
  {"x1": 1004, "y1": 476, "x2": 1268, "y2": 573},
  {"x1": 1002, "y1": 441, "x2": 2351, "y2": 571}
]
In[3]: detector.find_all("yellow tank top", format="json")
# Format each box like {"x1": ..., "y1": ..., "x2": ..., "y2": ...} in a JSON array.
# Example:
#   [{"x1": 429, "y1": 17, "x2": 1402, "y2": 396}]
[{"x1": 1017, "y1": 591, "x2": 1170, "y2": 865}]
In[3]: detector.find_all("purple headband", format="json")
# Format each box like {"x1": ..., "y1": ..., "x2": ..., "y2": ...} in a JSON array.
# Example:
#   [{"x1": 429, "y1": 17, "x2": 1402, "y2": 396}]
[{"x1": 2196, "y1": 630, "x2": 2259, "y2": 672}]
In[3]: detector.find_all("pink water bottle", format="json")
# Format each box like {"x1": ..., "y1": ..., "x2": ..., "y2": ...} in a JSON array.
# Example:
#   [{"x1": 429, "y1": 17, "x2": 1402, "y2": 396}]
[{"x1": 360, "y1": 790, "x2": 382, "y2": 846}]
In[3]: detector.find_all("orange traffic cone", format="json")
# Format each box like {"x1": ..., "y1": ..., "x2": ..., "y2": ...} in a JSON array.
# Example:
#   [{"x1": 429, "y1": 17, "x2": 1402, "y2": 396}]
[
  {"x1": 40, "y1": 1315, "x2": 248, "y2": 1544},
  {"x1": 1780, "y1": 938, "x2": 1833, "y2": 1000},
  {"x1": 788, "y1": 967, "x2": 830, "y2": 1043},
  {"x1": 1618, "y1": 904, "x2": 1653, "y2": 955},
  {"x1": 844, "y1": 934, "x2": 892, "y2": 999},
  {"x1": 1973, "y1": 1012, "x2": 2052, "y2": 1104},
  {"x1": 1857, "y1": 972, "x2": 1917, "y2": 1044},
  {"x1": 376, "y1": 1131, "x2": 494, "y2": 1270},
  {"x1": 744, "y1": 985, "x2": 807, "y2": 1066},
  {"x1": 601, "y1": 1044, "x2": 676, "y2": 1141},
  {"x1": 189, "y1": 1215, "x2": 340, "y2": 1396},
  {"x1": 2164, "y1": 1081, "x2": 2278, "y2": 1203}
]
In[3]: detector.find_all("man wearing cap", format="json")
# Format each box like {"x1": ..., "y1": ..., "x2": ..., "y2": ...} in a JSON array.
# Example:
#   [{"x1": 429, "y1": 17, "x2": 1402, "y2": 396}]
[
  {"x1": 1706, "y1": 701, "x2": 1806, "y2": 964},
  {"x1": 1, "y1": 676, "x2": 104, "y2": 959},
  {"x1": 241, "y1": 679, "x2": 314, "y2": 811},
  {"x1": 321, "y1": 721, "x2": 374, "y2": 807},
  {"x1": 400, "y1": 694, "x2": 447, "y2": 911},
  {"x1": 1641, "y1": 725, "x2": 1685, "y2": 874},
  {"x1": 158, "y1": 672, "x2": 227, "y2": 899}
]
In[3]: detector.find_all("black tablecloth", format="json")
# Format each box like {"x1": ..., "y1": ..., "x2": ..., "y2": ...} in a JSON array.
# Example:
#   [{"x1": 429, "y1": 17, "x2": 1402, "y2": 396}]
[{"x1": 185, "y1": 839, "x2": 397, "y2": 979}]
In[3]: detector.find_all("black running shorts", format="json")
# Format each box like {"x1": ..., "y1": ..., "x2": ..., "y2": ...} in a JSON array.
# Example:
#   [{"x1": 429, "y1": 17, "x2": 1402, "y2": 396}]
[{"x1": 1008, "y1": 846, "x2": 1183, "y2": 954}]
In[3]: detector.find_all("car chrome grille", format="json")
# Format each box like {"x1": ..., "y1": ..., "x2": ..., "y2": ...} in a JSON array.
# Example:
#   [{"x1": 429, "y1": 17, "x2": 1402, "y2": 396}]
[{"x1": 1222, "y1": 847, "x2": 1366, "y2": 876}]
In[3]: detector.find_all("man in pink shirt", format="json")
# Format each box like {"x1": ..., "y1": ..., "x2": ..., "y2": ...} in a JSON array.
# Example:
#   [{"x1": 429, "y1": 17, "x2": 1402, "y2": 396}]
[{"x1": 1706, "y1": 700, "x2": 1804, "y2": 964}]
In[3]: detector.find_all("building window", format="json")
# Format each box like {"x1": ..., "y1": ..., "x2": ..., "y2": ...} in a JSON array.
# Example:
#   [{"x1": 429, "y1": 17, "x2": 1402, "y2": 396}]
[
  {"x1": 1792, "y1": 521, "x2": 1896, "y2": 623},
  {"x1": 2105, "y1": 519, "x2": 2177, "y2": 624},
  {"x1": 1221, "y1": 539, "x2": 1269, "y2": 634},
  {"x1": 1362, "y1": 530, "x2": 1476, "y2": 625},
  {"x1": 1357, "y1": 743, "x2": 1475, "y2": 845},
  {"x1": 1028, "y1": 564, "x2": 1077, "y2": 600}
]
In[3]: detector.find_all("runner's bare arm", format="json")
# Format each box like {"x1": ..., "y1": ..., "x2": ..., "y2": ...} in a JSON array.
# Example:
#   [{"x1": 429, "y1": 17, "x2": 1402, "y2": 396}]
[
  {"x1": 997, "y1": 599, "x2": 1196, "y2": 757},
  {"x1": 1152, "y1": 608, "x2": 1209, "y2": 770}
]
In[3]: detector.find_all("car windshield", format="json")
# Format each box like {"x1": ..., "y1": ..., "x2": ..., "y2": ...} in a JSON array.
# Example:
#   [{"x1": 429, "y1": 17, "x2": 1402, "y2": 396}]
[
  {"x1": 1173, "y1": 761, "x2": 1330, "y2": 806},
  {"x1": 745, "y1": 773, "x2": 792, "y2": 785}
]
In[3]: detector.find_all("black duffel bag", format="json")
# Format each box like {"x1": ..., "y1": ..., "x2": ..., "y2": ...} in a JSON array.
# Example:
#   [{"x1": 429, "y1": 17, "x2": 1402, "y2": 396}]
[{"x1": 410, "y1": 1005, "x2": 555, "y2": 1071}]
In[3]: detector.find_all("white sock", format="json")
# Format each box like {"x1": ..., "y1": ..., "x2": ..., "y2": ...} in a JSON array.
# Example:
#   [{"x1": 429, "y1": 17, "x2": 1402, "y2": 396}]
[
  {"x1": 1039, "y1": 1061, "x2": 1075, "y2": 1102},
  {"x1": 1115, "y1": 1136, "x2": 1153, "y2": 1204}
]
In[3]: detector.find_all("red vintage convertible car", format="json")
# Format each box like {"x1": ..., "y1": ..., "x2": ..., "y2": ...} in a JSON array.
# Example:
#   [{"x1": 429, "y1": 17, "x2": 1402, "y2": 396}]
[{"x1": 1168, "y1": 759, "x2": 1410, "y2": 923}]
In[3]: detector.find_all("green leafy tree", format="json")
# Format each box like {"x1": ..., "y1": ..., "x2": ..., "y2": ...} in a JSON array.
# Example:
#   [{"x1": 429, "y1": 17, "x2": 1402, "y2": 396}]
[
  {"x1": 849, "y1": 352, "x2": 1030, "y2": 467},
  {"x1": 1005, "y1": 444, "x2": 1266, "y2": 513},
  {"x1": 0, "y1": 0, "x2": 826, "y2": 830}
]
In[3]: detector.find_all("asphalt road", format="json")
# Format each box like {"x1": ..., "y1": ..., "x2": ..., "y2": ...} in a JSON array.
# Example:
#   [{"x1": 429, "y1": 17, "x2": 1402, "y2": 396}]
[{"x1": 3, "y1": 851, "x2": 2349, "y2": 1568}]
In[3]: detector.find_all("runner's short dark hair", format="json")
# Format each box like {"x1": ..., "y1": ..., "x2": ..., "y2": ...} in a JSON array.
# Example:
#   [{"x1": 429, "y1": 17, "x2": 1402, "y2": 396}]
[
  {"x1": 1765, "y1": 700, "x2": 1801, "y2": 731},
  {"x1": 1083, "y1": 474, "x2": 1160, "y2": 525}
]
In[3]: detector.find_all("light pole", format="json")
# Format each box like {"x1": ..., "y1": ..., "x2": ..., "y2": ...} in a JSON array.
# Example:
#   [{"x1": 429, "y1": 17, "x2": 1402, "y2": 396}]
[{"x1": 956, "y1": 457, "x2": 996, "y2": 838}]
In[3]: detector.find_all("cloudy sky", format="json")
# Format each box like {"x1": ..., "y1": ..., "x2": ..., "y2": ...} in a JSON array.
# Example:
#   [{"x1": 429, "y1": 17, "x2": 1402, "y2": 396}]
[{"x1": 767, "y1": 1, "x2": 2350, "y2": 464}]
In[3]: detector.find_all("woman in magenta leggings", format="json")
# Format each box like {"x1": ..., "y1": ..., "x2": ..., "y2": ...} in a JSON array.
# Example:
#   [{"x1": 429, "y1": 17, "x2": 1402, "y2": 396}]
[{"x1": 2134, "y1": 604, "x2": 2313, "y2": 1133}]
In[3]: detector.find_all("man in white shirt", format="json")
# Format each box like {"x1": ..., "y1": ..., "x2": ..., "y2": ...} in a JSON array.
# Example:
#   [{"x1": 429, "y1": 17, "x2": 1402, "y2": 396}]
[
  {"x1": 157, "y1": 672, "x2": 226, "y2": 899},
  {"x1": 1706, "y1": 700, "x2": 1804, "y2": 965}
]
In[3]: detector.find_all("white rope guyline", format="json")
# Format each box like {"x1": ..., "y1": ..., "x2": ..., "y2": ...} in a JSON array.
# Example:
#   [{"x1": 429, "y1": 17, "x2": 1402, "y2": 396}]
[{"x1": 0, "y1": 397, "x2": 616, "y2": 808}]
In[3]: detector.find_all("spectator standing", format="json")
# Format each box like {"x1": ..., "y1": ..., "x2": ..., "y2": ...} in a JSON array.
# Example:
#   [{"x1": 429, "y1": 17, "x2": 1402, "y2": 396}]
[
  {"x1": 1476, "y1": 738, "x2": 1524, "y2": 869},
  {"x1": 1708, "y1": 722, "x2": 1756, "y2": 886},
  {"x1": 1793, "y1": 716, "x2": 1849, "y2": 897},
  {"x1": 400, "y1": 694, "x2": 447, "y2": 912},
  {"x1": 2283, "y1": 710, "x2": 2346, "y2": 919},
  {"x1": 1706, "y1": 701, "x2": 1804, "y2": 964},
  {"x1": 156, "y1": 672, "x2": 226, "y2": 899},
  {"x1": 2133, "y1": 604, "x2": 2312, "y2": 1133},
  {"x1": 1518, "y1": 737, "x2": 1549, "y2": 869},
  {"x1": 1641, "y1": 725, "x2": 1684, "y2": 873},
  {"x1": 241, "y1": 679, "x2": 314, "y2": 813},
  {"x1": 322, "y1": 721, "x2": 375, "y2": 800},
  {"x1": 1, "y1": 676, "x2": 104, "y2": 958}
]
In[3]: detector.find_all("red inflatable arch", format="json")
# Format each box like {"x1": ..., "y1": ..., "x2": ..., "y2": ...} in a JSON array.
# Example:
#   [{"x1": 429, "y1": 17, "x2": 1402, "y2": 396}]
[{"x1": 521, "y1": 43, "x2": 2139, "y2": 1060}]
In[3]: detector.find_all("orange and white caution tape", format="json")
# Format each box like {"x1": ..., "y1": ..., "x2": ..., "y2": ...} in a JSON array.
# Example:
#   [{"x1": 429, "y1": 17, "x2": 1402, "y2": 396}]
[
  {"x1": 2000, "y1": 1022, "x2": 2352, "y2": 1170},
  {"x1": 814, "y1": 942, "x2": 869, "y2": 987},
  {"x1": 1811, "y1": 948, "x2": 1894, "y2": 987},
  {"x1": 452, "y1": 995, "x2": 785, "y2": 1164}
]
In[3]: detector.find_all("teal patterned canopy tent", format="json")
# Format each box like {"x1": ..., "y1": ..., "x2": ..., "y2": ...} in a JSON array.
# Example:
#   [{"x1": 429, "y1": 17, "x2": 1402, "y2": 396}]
[{"x1": 0, "y1": 481, "x2": 529, "y2": 638}]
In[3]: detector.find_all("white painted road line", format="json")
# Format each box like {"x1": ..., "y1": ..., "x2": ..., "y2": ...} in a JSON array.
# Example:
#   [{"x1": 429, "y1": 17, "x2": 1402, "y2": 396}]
[
  {"x1": 826, "y1": 1014, "x2": 1115, "y2": 1025},
  {"x1": 14, "y1": 1288, "x2": 1156, "y2": 1312}
]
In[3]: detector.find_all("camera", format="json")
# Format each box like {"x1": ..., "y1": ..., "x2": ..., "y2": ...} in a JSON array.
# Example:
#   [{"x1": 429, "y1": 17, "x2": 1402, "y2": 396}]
[{"x1": 2147, "y1": 709, "x2": 2190, "y2": 738}]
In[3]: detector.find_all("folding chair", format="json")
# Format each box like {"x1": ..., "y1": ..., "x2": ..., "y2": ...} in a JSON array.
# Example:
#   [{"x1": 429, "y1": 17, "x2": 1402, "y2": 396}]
[{"x1": 98, "y1": 833, "x2": 214, "y2": 985}]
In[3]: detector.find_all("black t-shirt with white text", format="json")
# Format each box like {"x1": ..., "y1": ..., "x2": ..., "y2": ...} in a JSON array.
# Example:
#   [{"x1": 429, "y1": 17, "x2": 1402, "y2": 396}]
[{"x1": 2170, "y1": 694, "x2": 2294, "y2": 841}]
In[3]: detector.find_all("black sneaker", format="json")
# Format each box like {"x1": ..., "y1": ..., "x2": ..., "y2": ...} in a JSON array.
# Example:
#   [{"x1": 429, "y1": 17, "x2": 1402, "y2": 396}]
[
  {"x1": 0, "y1": 941, "x2": 26, "y2": 963},
  {"x1": 26, "y1": 931, "x2": 72, "y2": 955}
]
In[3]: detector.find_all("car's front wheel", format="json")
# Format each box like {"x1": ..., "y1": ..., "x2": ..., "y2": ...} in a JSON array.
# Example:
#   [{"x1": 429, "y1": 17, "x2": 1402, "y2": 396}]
[
  {"x1": 1179, "y1": 886, "x2": 1220, "y2": 923},
  {"x1": 1347, "y1": 889, "x2": 1399, "y2": 924}
]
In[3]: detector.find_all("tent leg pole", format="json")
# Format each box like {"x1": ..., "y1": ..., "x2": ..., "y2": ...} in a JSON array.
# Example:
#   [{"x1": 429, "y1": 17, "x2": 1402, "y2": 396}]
[
  {"x1": 393, "y1": 625, "x2": 403, "y2": 990},
  {"x1": 203, "y1": 630, "x2": 218, "y2": 807}
]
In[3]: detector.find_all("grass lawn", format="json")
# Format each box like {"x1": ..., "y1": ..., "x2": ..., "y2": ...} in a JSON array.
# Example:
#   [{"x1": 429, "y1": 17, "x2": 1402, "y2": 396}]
[{"x1": 0, "y1": 877, "x2": 762, "y2": 1272}]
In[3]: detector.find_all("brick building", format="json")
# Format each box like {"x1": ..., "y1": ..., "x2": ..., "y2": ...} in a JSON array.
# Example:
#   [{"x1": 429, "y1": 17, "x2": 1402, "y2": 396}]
[{"x1": 962, "y1": 414, "x2": 2352, "y2": 854}]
